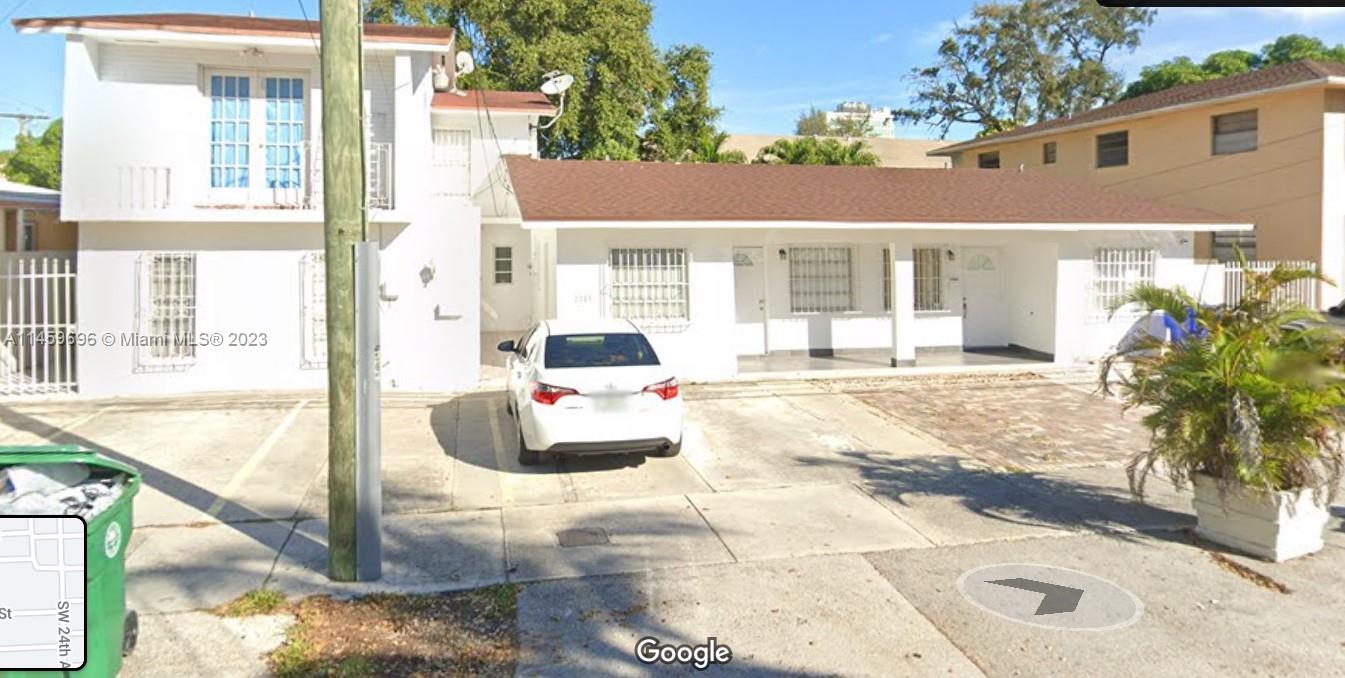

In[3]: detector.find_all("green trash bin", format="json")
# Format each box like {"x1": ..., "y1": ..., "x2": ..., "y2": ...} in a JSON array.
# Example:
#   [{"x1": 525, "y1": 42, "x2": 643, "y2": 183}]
[{"x1": 0, "y1": 445, "x2": 141, "y2": 678}]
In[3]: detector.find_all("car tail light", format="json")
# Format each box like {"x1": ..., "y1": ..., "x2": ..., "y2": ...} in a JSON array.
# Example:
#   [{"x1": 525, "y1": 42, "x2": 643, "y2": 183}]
[
  {"x1": 531, "y1": 382, "x2": 578, "y2": 405},
  {"x1": 643, "y1": 377, "x2": 680, "y2": 400}
]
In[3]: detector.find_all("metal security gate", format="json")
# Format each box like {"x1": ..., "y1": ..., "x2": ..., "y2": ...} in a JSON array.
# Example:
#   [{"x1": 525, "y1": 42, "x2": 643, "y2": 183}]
[
  {"x1": 1224, "y1": 260, "x2": 1316, "y2": 308},
  {"x1": 0, "y1": 252, "x2": 77, "y2": 395}
]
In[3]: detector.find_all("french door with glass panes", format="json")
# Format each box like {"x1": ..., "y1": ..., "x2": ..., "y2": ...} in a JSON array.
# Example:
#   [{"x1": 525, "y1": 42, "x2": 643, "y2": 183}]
[{"x1": 207, "y1": 70, "x2": 309, "y2": 206}]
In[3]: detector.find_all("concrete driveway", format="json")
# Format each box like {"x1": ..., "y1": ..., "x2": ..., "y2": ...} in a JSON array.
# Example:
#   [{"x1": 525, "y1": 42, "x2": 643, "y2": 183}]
[{"x1": 2, "y1": 372, "x2": 1341, "y2": 676}]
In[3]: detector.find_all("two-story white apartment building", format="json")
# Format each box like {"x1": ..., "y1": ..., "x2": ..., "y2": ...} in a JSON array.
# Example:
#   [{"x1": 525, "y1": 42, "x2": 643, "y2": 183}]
[
  {"x1": 12, "y1": 12, "x2": 1255, "y2": 396},
  {"x1": 13, "y1": 13, "x2": 554, "y2": 396}
]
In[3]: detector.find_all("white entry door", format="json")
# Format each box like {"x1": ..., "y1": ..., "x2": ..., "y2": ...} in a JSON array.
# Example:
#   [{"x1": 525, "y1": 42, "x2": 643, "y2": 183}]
[
  {"x1": 962, "y1": 247, "x2": 1008, "y2": 347},
  {"x1": 733, "y1": 247, "x2": 767, "y2": 355}
]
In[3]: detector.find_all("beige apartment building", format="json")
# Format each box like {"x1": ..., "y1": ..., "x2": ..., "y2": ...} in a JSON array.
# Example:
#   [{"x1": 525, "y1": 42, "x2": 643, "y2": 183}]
[{"x1": 930, "y1": 60, "x2": 1345, "y2": 306}]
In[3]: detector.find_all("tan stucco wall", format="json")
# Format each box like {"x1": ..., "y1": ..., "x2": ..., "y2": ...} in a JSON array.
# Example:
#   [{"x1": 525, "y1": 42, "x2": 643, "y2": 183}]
[
  {"x1": 1, "y1": 208, "x2": 78, "y2": 251},
  {"x1": 946, "y1": 87, "x2": 1328, "y2": 269}
]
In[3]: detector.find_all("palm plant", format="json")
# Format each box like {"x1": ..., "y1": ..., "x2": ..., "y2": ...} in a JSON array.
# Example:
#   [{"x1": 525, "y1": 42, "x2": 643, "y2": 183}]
[
  {"x1": 1099, "y1": 253, "x2": 1345, "y2": 505},
  {"x1": 753, "y1": 137, "x2": 878, "y2": 166},
  {"x1": 689, "y1": 132, "x2": 747, "y2": 164}
]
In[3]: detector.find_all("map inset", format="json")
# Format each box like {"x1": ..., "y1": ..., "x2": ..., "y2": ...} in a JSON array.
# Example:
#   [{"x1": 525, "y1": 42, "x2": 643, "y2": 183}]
[{"x1": 0, "y1": 516, "x2": 85, "y2": 670}]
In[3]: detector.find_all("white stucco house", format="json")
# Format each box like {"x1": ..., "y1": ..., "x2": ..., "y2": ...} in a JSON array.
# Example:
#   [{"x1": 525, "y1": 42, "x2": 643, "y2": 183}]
[{"x1": 12, "y1": 12, "x2": 1249, "y2": 397}]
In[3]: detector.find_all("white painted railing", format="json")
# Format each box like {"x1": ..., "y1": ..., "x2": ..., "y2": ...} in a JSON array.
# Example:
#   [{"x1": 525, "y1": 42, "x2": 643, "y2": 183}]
[
  {"x1": 0, "y1": 252, "x2": 77, "y2": 396},
  {"x1": 111, "y1": 141, "x2": 394, "y2": 212}
]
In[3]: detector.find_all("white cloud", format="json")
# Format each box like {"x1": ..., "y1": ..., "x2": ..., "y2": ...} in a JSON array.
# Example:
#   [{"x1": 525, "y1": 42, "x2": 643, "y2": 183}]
[
  {"x1": 1161, "y1": 6, "x2": 1345, "y2": 23},
  {"x1": 1256, "y1": 7, "x2": 1345, "y2": 22},
  {"x1": 869, "y1": 32, "x2": 894, "y2": 46}
]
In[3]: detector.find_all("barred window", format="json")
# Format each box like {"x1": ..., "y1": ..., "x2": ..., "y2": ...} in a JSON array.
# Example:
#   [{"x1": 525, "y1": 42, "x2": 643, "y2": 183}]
[
  {"x1": 977, "y1": 151, "x2": 1000, "y2": 169},
  {"x1": 1043, "y1": 141, "x2": 1057, "y2": 165},
  {"x1": 1212, "y1": 110, "x2": 1257, "y2": 155},
  {"x1": 432, "y1": 128, "x2": 471, "y2": 197},
  {"x1": 494, "y1": 246, "x2": 513, "y2": 284},
  {"x1": 301, "y1": 252, "x2": 326, "y2": 369},
  {"x1": 882, "y1": 248, "x2": 891, "y2": 311},
  {"x1": 913, "y1": 247, "x2": 945, "y2": 311},
  {"x1": 608, "y1": 248, "x2": 689, "y2": 326},
  {"x1": 790, "y1": 246, "x2": 853, "y2": 313},
  {"x1": 137, "y1": 253, "x2": 197, "y2": 370},
  {"x1": 1091, "y1": 247, "x2": 1156, "y2": 317}
]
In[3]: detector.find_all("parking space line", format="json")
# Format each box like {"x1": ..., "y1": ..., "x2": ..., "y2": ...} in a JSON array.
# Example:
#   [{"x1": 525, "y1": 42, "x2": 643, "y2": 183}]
[
  {"x1": 206, "y1": 399, "x2": 310, "y2": 518},
  {"x1": 487, "y1": 400, "x2": 517, "y2": 506}
]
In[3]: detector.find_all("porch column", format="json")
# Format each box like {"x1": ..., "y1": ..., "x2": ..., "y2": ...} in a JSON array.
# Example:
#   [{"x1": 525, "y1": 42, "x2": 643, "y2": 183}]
[{"x1": 889, "y1": 242, "x2": 916, "y2": 367}]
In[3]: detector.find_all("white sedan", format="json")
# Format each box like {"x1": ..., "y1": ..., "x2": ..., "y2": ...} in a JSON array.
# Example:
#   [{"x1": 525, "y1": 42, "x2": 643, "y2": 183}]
[{"x1": 499, "y1": 319, "x2": 685, "y2": 466}]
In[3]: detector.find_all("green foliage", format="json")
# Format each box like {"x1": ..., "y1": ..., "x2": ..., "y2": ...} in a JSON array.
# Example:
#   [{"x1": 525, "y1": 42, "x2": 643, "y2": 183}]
[
  {"x1": 642, "y1": 44, "x2": 726, "y2": 162},
  {"x1": 214, "y1": 588, "x2": 286, "y2": 617},
  {"x1": 753, "y1": 137, "x2": 878, "y2": 166},
  {"x1": 1123, "y1": 35, "x2": 1345, "y2": 99},
  {"x1": 897, "y1": 0, "x2": 1154, "y2": 137},
  {"x1": 826, "y1": 114, "x2": 874, "y2": 138},
  {"x1": 1099, "y1": 254, "x2": 1345, "y2": 503},
  {"x1": 685, "y1": 131, "x2": 746, "y2": 164},
  {"x1": 795, "y1": 106, "x2": 830, "y2": 136},
  {"x1": 367, "y1": 0, "x2": 702, "y2": 160},
  {"x1": 3, "y1": 119, "x2": 61, "y2": 189}
]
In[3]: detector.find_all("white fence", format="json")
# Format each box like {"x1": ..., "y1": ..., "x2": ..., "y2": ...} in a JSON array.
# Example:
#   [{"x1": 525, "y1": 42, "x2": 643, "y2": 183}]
[
  {"x1": 1222, "y1": 260, "x2": 1317, "y2": 308},
  {"x1": 0, "y1": 252, "x2": 77, "y2": 396}
]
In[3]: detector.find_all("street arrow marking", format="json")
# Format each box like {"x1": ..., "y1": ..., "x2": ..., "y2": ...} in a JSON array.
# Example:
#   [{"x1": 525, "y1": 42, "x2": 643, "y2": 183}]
[{"x1": 986, "y1": 578, "x2": 1084, "y2": 615}]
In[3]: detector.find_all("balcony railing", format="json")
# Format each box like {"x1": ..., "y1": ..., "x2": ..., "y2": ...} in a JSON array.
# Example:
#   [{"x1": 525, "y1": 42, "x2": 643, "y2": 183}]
[{"x1": 111, "y1": 141, "x2": 394, "y2": 215}]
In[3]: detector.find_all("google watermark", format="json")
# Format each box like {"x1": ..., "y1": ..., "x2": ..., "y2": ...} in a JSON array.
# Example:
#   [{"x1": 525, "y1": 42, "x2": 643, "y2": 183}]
[{"x1": 635, "y1": 636, "x2": 732, "y2": 671}]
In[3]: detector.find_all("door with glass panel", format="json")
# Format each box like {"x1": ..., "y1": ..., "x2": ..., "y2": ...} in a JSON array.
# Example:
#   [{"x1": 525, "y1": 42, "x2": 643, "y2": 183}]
[{"x1": 208, "y1": 71, "x2": 308, "y2": 206}]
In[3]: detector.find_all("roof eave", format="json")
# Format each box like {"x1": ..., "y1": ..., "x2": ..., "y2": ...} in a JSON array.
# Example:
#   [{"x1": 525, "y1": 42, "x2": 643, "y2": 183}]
[
  {"x1": 516, "y1": 218, "x2": 1251, "y2": 233},
  {"x1": 929, "y1": 76, "x2": 1345, "y2": 157},
  {"x1": 13, "y1": 23, "x2": 452, "y2": 52}
]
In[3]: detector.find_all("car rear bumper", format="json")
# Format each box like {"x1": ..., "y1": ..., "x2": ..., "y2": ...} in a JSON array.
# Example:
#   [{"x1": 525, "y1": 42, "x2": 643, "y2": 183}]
[{"x1": 544, "y1": 437, "x2": 677, "y2": 455}]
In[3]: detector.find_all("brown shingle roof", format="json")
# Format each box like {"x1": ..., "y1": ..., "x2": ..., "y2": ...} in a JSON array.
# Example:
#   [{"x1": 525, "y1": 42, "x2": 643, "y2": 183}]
[
  {"x1": 432, "y1": 90, "x2": 556, "y2": 115},
  {"x1": 12, "y1": 13, "x2": 454, "y2": 46},
  {"x1": 936, "y1": 60, "x2": 1345, "y2": 155},
  {"x1": 504, "y1": 158, "x2": 1238, "y2": 226}
]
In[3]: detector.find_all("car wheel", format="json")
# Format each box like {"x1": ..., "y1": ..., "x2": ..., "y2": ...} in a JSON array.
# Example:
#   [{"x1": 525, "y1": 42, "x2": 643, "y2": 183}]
[
  {"x1": 650, "y1": 439, "x2": 682, "y2": 458},
  {"x1": 517, "y1": 425, "x2": 541, "y2": 466}
]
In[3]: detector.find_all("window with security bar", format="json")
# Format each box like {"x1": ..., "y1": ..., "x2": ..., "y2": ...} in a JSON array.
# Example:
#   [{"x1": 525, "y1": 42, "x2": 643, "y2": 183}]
[
  {"x1": 301, "y1": 252, "x2": 327, "y2": 369},
  {"x1": 494, "y1": 246, "x2": 513, "y2": 284},
  {"x1": 913, "y1": 247, "x2": 945, "y2": 311},
  {"x1": 136, "y1": 253, "x2": 197, "y2": 370},
  {"x1": 1091, "y1": 247, "x2": 1156, "y2": 318},
  {"x1": 789, "y1": 246, "x2": 854, "y2": 313},
  {"x1": 608, "y1": 248, "x2": 690, "y2": 326},
  {"x1": 432, "y1": 129, "x2": 471, "y2": 197}
]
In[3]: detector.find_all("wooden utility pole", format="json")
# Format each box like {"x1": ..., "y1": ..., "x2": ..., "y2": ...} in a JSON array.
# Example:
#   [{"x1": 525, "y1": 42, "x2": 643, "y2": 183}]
[{"x1": 320, "y1": 0, "x2": 365, "y2": 582}]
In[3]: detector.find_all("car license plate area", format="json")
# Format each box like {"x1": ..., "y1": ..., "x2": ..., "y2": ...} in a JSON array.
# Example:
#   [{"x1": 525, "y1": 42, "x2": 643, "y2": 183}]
[{"x1": 592, "y1": 394, "x2": 629, "y2": 413}]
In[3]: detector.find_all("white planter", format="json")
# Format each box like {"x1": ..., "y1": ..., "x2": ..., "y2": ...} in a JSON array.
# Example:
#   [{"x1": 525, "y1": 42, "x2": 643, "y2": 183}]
[{"x1": 1191, "y1": 473, "x2": 1330, "y2": 562}]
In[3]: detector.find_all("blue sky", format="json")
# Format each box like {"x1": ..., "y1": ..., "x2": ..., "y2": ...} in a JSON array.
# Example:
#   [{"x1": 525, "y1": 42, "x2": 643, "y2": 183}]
[{"x1": 2, "y1": 2, "x2": 1345, "y2": 150}]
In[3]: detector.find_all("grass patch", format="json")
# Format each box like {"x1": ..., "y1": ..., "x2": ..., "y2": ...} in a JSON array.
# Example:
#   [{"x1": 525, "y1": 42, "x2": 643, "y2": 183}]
[
  {"x1": 267, "y1": 584, "x2": 520, "y2": 677},
  {"x1": 214, "y1": 588, "x2": 286, "y2": 617}
]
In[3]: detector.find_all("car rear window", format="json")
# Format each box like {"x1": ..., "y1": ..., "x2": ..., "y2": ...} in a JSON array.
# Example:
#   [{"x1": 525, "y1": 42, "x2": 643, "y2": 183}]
[{"x1": 543, "y1": 333, "x2": 661, "y2": 369}]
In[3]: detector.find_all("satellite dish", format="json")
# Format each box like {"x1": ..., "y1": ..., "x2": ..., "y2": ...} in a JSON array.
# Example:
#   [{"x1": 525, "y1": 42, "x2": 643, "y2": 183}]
[
  {"x1": 540, "y1": 71, "x2": 574, "y2": 96},
  {"x1": 455, "y1": 51, "x2": 475, "y2": 77}
]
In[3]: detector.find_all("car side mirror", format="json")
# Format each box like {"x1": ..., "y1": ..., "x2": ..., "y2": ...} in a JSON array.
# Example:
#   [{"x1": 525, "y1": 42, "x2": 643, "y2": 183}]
[{"x1": 497, "y1": 340, "x2": 517, "y2": 353}]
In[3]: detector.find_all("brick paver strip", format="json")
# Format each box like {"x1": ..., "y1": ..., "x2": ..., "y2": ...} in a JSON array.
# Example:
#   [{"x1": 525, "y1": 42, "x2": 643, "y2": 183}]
[{"x1": 850, "y1": 379, "x2": 1151, "y2": 471}]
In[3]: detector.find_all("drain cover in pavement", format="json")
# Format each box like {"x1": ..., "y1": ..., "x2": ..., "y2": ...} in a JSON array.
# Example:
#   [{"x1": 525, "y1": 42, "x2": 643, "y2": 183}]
[
  {"x1": 557, "y1": 527, "x2": 610, "y2": 547},
  {"x1": 957, "y1": 563, "x2": 1143, "y2": 631}
]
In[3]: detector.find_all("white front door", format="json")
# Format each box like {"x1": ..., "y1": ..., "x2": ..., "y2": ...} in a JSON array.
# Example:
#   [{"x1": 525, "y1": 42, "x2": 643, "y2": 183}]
[
  {"x1": 733, "y1": 247, "x2": 767, "y2": 355},
  {"x1": 962, "y1": 247, "x2": 1008, "y2": 347}
]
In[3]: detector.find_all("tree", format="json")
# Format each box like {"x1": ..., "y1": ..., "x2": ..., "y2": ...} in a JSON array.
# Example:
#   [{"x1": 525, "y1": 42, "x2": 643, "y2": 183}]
[
  {"x1": 642, "y1": 45, "x2": 723, "y2": 162},
  {"x1": 366, "y1": 0, "x2": 687, "y2": 160},
  {"x1": 1122, "y1": 35, "x2": 1345, "y2": 100},
  {"x1": 753, "y1": 137, "x2": 878, "y2": 166},
  {"x1": 897, "y1": 0, "x2": 1154, "y2": 138},
  {"x1": 3, "y1": 119, "x2": 61, "y2": 189},
  {"x1": 827, "y1": 114, "x2": 874, "y2": 138},
  {"x1": 795, "y1": 106, "x2": 829, "y2": 136},
  {"x1": 688, "y1": 132, "x2": 746, "y2": 164}
]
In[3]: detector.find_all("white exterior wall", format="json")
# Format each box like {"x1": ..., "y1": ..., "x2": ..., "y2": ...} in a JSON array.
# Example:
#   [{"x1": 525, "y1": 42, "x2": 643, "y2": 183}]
[
  {"x1": 546, "y1": 226, "x2": 1205, "y2": 380},
  {"x1": 60, "y1": 38, "x2": 399, "y2": 221},
  {"x1": 66, "y1": 35, "x2": 495, "y2": 396},
  {"x1": 481, "y1": 222, "x2": 533, "y2": 333}
]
